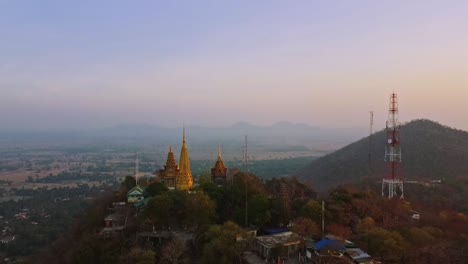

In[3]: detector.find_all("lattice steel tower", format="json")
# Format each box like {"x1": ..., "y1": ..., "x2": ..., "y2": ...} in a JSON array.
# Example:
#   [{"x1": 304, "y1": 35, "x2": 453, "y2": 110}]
[{"x1": 382, "y1": 93, "x2": 404, "y2": 199}]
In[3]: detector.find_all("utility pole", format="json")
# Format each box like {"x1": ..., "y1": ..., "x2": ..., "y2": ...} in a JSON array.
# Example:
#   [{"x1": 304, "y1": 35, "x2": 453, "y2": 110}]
[
  {"x1": 242, "y1": 135, "x2": 249, "y2": 227},
  {"x1": 321, "y1": 200, "x2": 325, "y2": 237},
  {"x1": 135, "y1": 154, "x2": 139, "y2": 187}
]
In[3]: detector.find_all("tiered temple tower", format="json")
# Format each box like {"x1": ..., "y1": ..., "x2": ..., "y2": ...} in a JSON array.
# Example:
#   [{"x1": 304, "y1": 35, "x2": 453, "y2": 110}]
[
  {"x1": 211, "y1": 144, "x2": 227, "y2": 185},
  {"x1": 176, "y1": 127, "x2": 193, "y2": 190},
  {"x1": 158, "y1": 146, "x2": 178, "y2": 189}
]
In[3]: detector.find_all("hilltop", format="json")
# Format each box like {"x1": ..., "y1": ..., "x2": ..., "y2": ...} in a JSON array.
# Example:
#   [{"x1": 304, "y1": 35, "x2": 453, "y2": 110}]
[{"x1": 297, "y1": 119, "x2": 468, "y2": 192}]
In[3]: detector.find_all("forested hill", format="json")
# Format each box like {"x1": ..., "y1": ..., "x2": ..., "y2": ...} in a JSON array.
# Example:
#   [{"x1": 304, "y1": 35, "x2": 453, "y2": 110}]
[{"x1": 296, "y1": 119, "x2": 468, "y2": 192}]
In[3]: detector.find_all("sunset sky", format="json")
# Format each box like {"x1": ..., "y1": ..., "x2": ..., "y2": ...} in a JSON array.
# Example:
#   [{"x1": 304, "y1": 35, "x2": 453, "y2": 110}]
[{"x1": 1, "y1": 1, "x2": 468, "y2": 131}]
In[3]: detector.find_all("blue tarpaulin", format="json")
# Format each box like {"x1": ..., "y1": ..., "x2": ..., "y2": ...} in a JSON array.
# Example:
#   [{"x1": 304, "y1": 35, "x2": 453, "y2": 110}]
[{"x1": 315, "y1": 239, "x2": 345, "y2": 251}]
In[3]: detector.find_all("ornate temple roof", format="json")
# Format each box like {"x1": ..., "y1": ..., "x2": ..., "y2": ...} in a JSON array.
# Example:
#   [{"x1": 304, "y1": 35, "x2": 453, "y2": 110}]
[
  {"x1": 211, "y1": 144, "x2": 227, "y2": 177},
  {"x1": 164, "y1": 146, "x2": 177, "y2": 170}
]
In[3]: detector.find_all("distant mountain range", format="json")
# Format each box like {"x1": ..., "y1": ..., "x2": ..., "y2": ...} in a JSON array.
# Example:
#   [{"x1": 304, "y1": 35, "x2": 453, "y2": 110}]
[
  {"x1": 296, "y1": 119, "x2": 468, "y2": 192},
  {"x1": 0, "y1": 121, "x2": 366, "y2": 151}
]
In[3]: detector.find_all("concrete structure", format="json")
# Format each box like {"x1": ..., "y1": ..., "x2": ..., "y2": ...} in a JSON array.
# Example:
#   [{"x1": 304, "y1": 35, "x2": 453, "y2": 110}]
[{"x1": 255, "y1": 231, "x2": 301, "y2": 259}]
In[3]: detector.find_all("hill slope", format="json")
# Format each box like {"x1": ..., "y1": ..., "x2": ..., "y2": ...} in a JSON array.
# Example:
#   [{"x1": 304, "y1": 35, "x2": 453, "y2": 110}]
[{"x1": 297, "y1": 119, "x2": 468, "y2": 191}]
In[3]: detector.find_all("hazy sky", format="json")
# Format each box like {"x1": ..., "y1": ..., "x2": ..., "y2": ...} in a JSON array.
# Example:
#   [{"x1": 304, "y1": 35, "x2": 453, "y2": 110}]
[{"x1": 1, "y1": 1, "x2": 468, "y2": 131}]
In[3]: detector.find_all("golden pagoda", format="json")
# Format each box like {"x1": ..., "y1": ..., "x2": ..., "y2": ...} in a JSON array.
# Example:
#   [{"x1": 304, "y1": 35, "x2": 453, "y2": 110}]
[
  {"x1": 157, "y1": 146, "x2": 178, "y2": 189},
  {"x1": 211, "y1": 144, "x2": 227, "y2": 185},
  {"x1": 176, "y1": 127, "x2": 193, "y2": 190}
]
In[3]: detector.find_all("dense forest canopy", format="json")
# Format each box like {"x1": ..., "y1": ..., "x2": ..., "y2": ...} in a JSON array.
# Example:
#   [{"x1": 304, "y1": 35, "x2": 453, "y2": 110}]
[{"x1": 34, "y1": 172, "x2": 468, "y2": 264}]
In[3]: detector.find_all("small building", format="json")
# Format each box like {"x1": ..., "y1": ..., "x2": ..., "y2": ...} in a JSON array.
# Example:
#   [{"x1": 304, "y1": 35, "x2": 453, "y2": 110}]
[
  {"x1": 99, "y1": 203, "x2": 128, "y2": 238},
  {"x1": 99, "y1": 226, "x2": 125, "y2": 238},
  {"x1": 127, "y1": 185, "x2": 144, "y2": 203},
  {"x1": 0, "y1": 235, "x2": 15, "y2": 244},
  {"x1": 104, "y1": 213, "x2": 124, "y2": 228},
  {"x1": 255, "y1": 231, "x2": 301, "y2": 259}
]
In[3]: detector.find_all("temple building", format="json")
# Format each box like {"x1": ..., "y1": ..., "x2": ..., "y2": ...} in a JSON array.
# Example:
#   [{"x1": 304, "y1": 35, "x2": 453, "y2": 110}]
[
  {"x1": 158, "y1": 146, "x2": 178, "y2": 189},
  {"x1": 127, "y1": 156, "x2": 144, "y2": 203},
  {"x1": 211, "y1": 144, "x2": 227, "y2": 185},
  {"x1": 157, "y1": 128, "x2": 193, "y2": 191}
]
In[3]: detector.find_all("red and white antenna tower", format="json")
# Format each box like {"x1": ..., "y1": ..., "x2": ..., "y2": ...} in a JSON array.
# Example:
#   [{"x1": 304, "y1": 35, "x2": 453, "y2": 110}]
[{"x1": 382, "y1": 93, "x2": 404, "y2": 199}]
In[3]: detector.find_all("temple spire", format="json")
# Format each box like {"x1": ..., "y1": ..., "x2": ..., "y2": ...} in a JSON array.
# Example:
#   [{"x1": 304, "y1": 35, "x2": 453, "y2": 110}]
[
  {"x1": 176, "y1": 126, "x2": 193, "y2": 190},
  {"x1": 218, "y1": 144, "x2": 222, "y2": 160}
]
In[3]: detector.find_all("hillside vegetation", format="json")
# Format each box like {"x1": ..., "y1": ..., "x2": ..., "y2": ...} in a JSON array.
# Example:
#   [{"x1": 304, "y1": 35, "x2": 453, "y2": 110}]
[{"x1": 297, "y1": 119, "x2": 468, "y2": 192}]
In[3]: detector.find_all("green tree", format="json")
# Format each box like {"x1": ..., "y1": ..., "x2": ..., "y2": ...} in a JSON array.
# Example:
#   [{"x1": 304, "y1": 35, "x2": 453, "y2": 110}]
[
  {"x1": 184, "y1": 191, "x2": 216, "y2": 229},
  {"x1": 159, "y1": 239, "x2": 187, "y2": 264},
  {"x1": 248, "y1": 194, "x2": 271, "y2": 226},
  {"x1": 202, "y1": 221, "x2": 246, "y2": 264},
  {"x1": 118, "y1": 247, "x2": 155, "y2": 264},
  {"x1": 144, "y1": 181, "x2": 168, "y2": 197},
  {"x1": 144, "y1": 194, "x2": 174, "y2": 228},
  {"x1": 300, "y1": 200, "x2": 322, "y2": 224},
  {"x1": 198, "y1": 171, "x2": 212, "y2": 185},
  {"x1": 362, "y1": 227, "x2": 406, "y2": 261}
]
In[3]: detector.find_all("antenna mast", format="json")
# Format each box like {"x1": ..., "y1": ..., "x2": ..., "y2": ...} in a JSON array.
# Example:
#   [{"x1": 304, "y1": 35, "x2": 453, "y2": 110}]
[
  {"x1": 135, "y1": 155, "x2": 139, "y2": 187},
  {"x1": 382, "y1": 93, "x2": 404, "y2": 199},
  {"x1": 242, "y1": 135, "x2": 249, "y2": 171},
  {"x1": 242, "y1": 135, "x2": 249, "y2": 226}
]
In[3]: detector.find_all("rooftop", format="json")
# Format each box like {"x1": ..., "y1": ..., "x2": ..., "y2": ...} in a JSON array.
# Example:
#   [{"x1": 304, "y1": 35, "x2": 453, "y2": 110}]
[
  {"x1": 345, "y1": 248, "x2": 372, "y2": 262},
  {"x1": 256, "y1": 231, "x2": 301, "y2": 248}
]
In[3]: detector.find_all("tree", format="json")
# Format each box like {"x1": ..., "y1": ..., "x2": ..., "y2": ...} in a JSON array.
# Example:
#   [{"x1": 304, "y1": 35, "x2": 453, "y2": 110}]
[
  {"x1": 198, "y1": 171, "x2": 212, "y2": 185},
  {"x1": 159, "y1": 239, "x2": 187, "y2": 264},
  {"x1": 118, "y1": 247, "x2": 155, "y2": 264},
  {"x1": 290, "y1": 217, "x2": 320, "y2": 239},
  {"x1": 362, "y1": 227, "x2": 406, "y2": 261},
  {"x1": 357, "y1": 216, "x2": 376, "y2": 233},
  {"x1": 184, "y1": 191, "x2": 216, "y2": 229},
  {"x1": 202, "y1": 221, "x2": 246, "y2": 264},
  {"x1": 326, "y1": 224, "x2": 352, "y2": 240},
  {"x1": 300, "y1": 200, "x2": 322, "y2": 224},
  {"x1": 248, "y1": 194, "x2": 271, "y2": 227},
  {"x1": 143, "y1": 194, "x2": 174, "y2": 228},
  {"x1": 144, "y1": 182, "x2": 168, "y2": 197}
]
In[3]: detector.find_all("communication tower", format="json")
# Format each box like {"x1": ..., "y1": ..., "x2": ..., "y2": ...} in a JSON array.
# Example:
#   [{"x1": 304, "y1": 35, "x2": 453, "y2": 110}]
[{"x1": 382, "y1": 93, "x2": 404, "y2": 199}]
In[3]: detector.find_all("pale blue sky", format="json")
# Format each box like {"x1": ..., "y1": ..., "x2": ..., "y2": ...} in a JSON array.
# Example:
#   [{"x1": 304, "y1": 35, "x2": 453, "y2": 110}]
[{"x1": 1, "y1": 1, "x2": 468, "y2": 131}]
